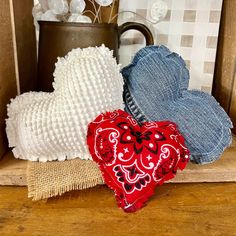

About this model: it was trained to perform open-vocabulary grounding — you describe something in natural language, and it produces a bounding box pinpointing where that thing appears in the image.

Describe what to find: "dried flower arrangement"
[32,0,119,28]
[33,0,169,29]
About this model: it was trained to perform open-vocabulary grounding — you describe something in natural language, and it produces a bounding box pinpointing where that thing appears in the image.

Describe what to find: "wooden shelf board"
[0,151,27,186]
[0,137,236,186]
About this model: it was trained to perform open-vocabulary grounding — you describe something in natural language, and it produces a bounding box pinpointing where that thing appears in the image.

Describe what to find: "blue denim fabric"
[122,45,233,164]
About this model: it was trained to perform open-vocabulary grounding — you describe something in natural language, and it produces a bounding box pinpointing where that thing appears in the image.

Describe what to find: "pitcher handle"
[118,22,154,46]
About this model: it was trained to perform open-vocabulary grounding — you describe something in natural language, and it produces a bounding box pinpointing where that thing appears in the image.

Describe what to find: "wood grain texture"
[0,0,17,159]
[0,136,236,186]
[229,70,236,133]
[0,152,26,186]
[12,0,37,92]
[0,183,236,235]
[213,0,236,133]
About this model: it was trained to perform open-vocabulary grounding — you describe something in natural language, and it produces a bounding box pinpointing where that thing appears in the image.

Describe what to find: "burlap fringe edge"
[26,164,104,201]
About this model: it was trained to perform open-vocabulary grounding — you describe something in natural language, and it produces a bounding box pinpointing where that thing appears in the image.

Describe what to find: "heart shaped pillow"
[87,110,190,212]
[122,45,232,164]
[6,45,124,162]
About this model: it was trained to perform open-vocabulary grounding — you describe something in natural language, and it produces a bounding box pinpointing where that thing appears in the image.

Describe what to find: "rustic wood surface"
[12,0,37,92]
[0,136,235,186]
[0,0,37,159]
[0,152,27,186]
[213,0,236,133]
[0,0,17,159]
[0,183,236,235]
[229,70,236,134]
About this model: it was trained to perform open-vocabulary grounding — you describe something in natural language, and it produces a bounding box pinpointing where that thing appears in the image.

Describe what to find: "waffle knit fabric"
[6,45,124,162]
[122,45,233,164]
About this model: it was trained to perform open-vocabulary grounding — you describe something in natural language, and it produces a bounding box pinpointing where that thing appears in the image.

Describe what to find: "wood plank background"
[0,0,17,158]
[213,0,236,133]
[12,0,37,93]
[229,70,236,133]
[0,0,37,159]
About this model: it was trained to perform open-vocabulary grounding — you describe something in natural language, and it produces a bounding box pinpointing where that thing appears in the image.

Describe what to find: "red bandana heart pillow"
[87,110,190,212]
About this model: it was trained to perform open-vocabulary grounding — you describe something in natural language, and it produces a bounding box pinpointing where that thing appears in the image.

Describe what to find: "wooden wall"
[0,0,37,158]
[12,0,37,93]
[213,0,236,133]
[0,0,18,158]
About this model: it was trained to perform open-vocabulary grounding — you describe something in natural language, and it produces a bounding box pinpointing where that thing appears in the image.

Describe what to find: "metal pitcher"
[37,21,154,91]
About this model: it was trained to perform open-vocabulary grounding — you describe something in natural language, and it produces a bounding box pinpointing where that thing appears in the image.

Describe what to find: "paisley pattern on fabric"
[87,110,190,213]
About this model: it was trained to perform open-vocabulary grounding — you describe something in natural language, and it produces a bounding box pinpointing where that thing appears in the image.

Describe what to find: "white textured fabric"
[6,45,124,162]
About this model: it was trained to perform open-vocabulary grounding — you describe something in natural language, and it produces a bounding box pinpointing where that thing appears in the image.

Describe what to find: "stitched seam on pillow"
[123,84,149,123]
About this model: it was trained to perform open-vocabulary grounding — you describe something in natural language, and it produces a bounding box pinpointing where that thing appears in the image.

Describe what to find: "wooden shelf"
[0,152,27,186]
[0,136,236,186]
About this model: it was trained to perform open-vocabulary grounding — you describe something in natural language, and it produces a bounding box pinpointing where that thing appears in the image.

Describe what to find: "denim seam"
[194,129,232,164]
[183,94,231,157]
[123,85,149,123]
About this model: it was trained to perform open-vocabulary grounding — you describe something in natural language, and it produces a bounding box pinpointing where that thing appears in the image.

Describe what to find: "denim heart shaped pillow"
[122,45,232,164]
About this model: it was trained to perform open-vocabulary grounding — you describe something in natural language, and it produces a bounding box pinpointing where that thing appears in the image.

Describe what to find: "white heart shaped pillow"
[6,45,124,162]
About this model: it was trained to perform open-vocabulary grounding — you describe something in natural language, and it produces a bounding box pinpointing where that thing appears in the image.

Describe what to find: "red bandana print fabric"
[87,110,190,212]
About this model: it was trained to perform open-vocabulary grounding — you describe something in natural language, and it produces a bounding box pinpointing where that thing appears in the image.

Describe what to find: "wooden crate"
[213,0,236,133]
[0,0,37,159]
[0,0,236,186]
[0,0,18,159]
[0,136,236,186]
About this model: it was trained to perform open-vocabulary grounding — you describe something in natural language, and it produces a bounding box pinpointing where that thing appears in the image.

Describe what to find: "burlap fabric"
[27,159,104,201]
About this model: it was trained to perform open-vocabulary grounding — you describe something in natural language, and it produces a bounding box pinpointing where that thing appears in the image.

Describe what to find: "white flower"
[48,0,69,15]
[32,3,43,17]
[32,4,44,29]
[68,14,92,23]
[70,0,86,14]
[95,0,113,7]
[38,0,49,12]
[41,10,60,21]
[149,0,168,22]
